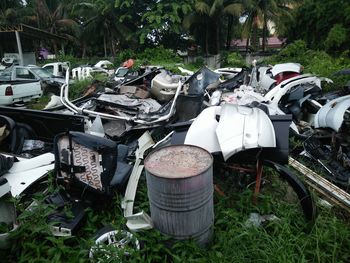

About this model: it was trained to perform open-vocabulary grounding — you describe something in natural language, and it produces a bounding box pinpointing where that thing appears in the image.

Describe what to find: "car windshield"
[30,68,54,78]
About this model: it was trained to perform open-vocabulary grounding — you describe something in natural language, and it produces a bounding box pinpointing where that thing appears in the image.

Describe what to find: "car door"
[13,67,41,100]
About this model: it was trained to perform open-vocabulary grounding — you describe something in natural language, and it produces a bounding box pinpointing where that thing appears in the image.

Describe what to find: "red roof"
[230,37,286,49]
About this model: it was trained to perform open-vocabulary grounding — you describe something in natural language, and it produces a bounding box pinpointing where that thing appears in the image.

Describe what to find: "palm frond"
[55,19,79,28]
[223,3,243,16]
[209,0,223,17]
[35,0,51,19]
[195,1,210,15]
[183,13,206,29]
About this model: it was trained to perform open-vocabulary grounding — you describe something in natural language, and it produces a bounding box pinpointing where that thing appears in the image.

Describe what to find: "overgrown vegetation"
[27,95,51,110]
[221,51,247,68]
[284,0,350,54]
[1,168,350,262]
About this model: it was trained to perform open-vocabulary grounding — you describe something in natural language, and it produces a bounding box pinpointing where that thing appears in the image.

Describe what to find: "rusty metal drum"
[144,144,214,246]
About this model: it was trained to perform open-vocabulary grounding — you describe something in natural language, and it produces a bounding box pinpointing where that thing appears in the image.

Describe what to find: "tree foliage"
[285,0,350,53]
[0,0,33,25]
[1,0,350,57]
[114,0,193,51]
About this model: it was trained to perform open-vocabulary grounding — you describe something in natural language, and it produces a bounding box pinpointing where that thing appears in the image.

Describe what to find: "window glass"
[44,65,54,74]
[15,68,36,79]
[31,68,53,78]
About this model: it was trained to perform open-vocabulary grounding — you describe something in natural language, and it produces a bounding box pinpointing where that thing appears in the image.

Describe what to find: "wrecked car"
[42,61,70,78]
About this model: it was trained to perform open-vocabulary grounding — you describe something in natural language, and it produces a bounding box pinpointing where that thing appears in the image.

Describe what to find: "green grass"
[1,168,350,263]
[26,95,51,110]
[26,73,109,110]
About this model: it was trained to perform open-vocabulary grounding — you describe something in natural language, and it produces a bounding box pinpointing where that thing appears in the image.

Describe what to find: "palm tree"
[184,0,242,54]
[28,0,79,53]
[242,0,298,52]
[224,1,244,50]
[74,0,134,57]
[0,0,33,25]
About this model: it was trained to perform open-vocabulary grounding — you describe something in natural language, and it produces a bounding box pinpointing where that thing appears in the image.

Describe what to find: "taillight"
[5,86,13,96]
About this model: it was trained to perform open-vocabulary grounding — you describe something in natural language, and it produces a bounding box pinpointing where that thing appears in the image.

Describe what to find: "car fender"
[271,63,302,77]
[216,104,276,161]
[314,94,350,131]
[184,106,222,153]
[185,104,276,161]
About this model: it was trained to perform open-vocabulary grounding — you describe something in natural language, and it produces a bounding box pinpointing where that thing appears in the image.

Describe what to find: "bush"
[325,24,347,52]
[69,79,91,99]
[138,47,182,64]
[114,49,136,66]
[224,52,246,67]
[278,40,308,59]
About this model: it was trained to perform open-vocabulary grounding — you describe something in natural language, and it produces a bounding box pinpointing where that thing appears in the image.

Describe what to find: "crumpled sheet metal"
[96,94,162,114]
[119,86,149,99]
[103,119,132,138]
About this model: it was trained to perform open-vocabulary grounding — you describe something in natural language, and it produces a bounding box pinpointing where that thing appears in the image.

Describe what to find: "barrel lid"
[144,144,213,179]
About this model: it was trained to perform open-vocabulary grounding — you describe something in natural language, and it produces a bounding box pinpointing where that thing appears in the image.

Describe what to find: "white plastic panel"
[314,94,350,131]
[271,63,301,76]
[216,104,276,161]
[184,106,221,153]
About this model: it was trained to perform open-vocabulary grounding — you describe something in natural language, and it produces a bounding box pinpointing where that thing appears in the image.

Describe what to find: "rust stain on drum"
[144,145,213,179]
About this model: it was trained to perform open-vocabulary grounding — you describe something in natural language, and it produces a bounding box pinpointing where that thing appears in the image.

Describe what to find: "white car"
[42,62,70,77]
[0,66,42,105]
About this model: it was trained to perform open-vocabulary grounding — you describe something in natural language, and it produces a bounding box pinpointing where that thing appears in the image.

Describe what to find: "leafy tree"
[325,24,347,53]
[285,0,350,53]
[30,0,77,34]
[114,0,193,50]
[74,0,136,57]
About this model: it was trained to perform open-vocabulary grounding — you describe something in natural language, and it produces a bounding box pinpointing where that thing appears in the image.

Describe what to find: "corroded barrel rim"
[144,144,213,179]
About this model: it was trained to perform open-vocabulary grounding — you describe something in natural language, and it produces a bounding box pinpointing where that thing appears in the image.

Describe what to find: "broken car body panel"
[216,104,276,161]
[185,104,276,161]
[314,94,350,131]
[184,106,221,153]
[2,153,54,197]
[151,70,187,102]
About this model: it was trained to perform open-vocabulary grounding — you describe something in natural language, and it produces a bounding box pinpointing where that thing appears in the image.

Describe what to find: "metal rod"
[63,69,182,125]
[289,157,350,212]
[60,84,78,114]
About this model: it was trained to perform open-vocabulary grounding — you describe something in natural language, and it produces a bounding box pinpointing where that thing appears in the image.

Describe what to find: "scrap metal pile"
[0,61,349,256]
